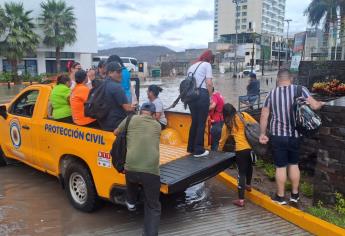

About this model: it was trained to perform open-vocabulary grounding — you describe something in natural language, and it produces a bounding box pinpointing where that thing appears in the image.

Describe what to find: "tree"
[39,0,77,73]
[305,0,343,57]
[0,2,39,84]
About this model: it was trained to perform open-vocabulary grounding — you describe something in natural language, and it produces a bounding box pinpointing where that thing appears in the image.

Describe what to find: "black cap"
[140,102,156,113]
[106,62,122,74]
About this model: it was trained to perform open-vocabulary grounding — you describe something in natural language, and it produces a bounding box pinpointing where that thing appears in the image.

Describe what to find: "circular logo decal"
[10,119,21,149]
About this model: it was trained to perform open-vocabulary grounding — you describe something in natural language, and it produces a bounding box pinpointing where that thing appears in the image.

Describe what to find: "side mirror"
[0,105,8,120]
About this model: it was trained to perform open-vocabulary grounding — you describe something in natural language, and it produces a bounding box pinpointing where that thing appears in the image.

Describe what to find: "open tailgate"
[160,151,235,194]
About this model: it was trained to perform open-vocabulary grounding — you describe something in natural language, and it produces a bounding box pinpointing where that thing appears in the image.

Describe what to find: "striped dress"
[263,85,310,137]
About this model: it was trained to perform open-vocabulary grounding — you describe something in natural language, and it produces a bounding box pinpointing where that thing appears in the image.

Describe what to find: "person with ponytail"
[186,50,214,158]
[147,85,167,129]
[222,103,257,207]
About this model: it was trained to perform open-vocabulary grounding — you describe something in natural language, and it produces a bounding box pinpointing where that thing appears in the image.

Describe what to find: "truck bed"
[159,144,235,194]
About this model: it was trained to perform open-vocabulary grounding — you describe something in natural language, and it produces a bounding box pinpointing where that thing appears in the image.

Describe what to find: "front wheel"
[64,161,98,212]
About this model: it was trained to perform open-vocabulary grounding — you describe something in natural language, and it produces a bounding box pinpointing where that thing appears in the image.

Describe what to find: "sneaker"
[125,201,136,212]
[232,199,245,207]
[245,185,252,192]
[271,194,287,205]
[290,192,300,203]
[193,150,209,158]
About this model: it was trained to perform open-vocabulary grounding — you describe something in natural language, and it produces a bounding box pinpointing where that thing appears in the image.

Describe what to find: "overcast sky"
[96,0,312,51]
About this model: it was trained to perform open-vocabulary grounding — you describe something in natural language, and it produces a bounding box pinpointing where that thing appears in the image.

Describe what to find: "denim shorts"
[271,136,301,168]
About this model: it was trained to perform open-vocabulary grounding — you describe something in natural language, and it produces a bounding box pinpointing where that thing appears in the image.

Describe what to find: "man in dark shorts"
[259,69,324,205]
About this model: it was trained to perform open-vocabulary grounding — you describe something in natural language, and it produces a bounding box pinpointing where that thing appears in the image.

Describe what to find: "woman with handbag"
[222,103,258,207]
[186,50,214,158]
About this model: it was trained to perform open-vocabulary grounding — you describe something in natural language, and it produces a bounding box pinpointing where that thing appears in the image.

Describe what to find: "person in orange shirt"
[70,70,99,128]
[222,103,257,207]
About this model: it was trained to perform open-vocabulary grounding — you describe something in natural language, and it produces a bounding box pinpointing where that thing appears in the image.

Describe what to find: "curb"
[217,172,345,236]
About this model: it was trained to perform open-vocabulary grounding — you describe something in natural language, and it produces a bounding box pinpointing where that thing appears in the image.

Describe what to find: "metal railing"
[238,91,269,112]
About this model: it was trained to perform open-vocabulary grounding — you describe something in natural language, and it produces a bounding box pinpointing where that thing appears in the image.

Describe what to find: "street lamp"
[284,19,292,63]
[232,0,244,78]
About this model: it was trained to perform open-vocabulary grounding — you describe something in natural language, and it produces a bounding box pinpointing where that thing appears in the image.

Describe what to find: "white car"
[120,57,138,72]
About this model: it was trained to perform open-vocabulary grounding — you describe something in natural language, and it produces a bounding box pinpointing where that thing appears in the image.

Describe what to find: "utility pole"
[232,0,243,78]
[284,19,292,63]
[251,31,255,73]
[278,38,281,71]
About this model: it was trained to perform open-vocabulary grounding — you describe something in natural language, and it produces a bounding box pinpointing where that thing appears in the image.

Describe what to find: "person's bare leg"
[288,165,300,194]
[276,167,287,196]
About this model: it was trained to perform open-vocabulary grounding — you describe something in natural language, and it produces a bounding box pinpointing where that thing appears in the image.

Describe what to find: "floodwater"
[0,72,278,111]
[0,163,310,236]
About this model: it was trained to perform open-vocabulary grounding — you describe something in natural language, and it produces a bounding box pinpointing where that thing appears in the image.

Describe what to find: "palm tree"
[304,0,341,55]
[0,6,7,36]
[39,0,77,73]
[0,2,39,84]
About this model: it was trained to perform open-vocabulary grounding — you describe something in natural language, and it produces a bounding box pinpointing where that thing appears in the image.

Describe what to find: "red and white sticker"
[97,151,111,168]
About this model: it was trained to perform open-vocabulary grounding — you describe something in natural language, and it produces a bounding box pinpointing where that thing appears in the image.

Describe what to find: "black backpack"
[237,112,268,156]
[110,115,133,173]
[84,80,109,120]
[179,62,206,107]
[293,86,322,136]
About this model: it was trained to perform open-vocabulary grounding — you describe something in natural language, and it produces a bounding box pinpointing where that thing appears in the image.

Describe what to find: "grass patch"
[254,159,275,181]
[300,181,313,198]
[308,193,345,228]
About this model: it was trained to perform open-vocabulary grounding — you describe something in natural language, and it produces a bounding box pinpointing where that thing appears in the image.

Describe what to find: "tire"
[64,161,98,212]
[0,148,7,167]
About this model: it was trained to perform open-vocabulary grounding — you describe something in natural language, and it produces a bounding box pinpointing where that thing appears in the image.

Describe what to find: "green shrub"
[335,192,345,215]
[308,201,345,228]
[255,159,265,168]
[301,181,313,198]
[263,163,276,181]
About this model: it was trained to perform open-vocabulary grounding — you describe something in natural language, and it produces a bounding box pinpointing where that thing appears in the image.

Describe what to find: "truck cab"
[0,84,234,212]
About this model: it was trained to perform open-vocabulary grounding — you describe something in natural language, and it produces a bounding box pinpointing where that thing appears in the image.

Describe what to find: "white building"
[0,0,97,75]
[214,0,286,41]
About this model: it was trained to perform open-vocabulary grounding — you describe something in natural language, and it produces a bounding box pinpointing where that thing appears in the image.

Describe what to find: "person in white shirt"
[147,85,167,129]
[186,50,214,158]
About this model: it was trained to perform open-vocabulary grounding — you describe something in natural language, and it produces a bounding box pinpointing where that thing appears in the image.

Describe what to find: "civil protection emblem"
[10,119,21,149]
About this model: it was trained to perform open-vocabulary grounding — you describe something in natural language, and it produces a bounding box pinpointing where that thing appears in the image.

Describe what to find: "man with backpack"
[114,102,161,236]
[97,62,135,131]
[259,69,324,205]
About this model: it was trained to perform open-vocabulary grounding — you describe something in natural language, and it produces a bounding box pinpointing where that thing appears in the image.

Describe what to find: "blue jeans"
[211,121,224,151]
[187,89,210,155]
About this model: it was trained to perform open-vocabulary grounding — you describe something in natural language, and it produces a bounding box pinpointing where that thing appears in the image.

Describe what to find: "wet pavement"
[0,163,310,236]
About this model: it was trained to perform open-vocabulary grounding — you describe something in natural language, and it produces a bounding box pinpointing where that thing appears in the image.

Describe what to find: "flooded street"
[0,163,309,236]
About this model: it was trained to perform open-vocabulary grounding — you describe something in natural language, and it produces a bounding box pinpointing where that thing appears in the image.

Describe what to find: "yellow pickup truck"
[0,84,234,212]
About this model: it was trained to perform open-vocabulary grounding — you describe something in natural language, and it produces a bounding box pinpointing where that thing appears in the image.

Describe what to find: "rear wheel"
[64,161,98,212]
[0,148,7,167]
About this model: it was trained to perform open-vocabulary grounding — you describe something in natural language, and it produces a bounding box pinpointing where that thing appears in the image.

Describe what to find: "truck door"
[4,89,39,165]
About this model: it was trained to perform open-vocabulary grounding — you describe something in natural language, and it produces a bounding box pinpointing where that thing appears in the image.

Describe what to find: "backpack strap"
[124,114,134,135]
[237,112,248,127]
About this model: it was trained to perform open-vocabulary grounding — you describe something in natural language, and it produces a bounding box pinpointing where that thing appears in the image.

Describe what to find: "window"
[242,5,247,10]
[242,12,247,16]
[242,25,246,29]
[10,90,39,118]
[242,18,247,23]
